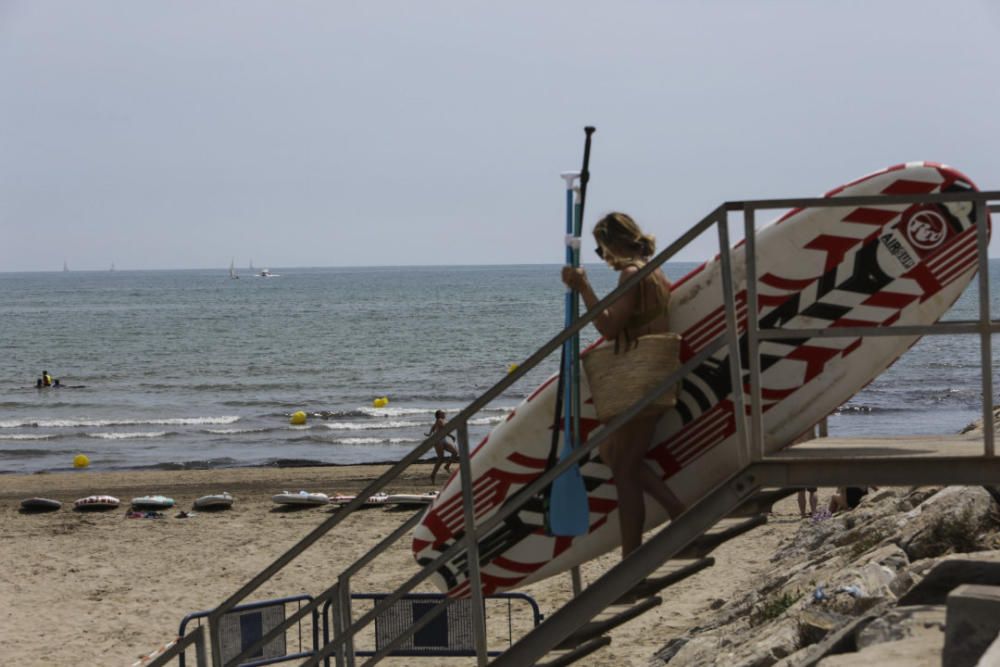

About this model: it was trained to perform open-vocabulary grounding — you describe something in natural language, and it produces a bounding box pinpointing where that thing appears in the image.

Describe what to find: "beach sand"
[1,464,804,666]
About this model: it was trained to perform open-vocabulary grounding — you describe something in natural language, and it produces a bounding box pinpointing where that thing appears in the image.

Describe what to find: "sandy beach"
[0,463,807,666]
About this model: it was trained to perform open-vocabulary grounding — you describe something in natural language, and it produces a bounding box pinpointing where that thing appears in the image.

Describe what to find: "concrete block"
[943,584,1000,667]
[977,630,1000,667]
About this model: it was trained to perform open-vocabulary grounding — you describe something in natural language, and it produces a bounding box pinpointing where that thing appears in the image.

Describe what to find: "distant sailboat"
[63,260,69,272]
[229,258,239,279]
[249,259,254,272]
[109,262,115,272]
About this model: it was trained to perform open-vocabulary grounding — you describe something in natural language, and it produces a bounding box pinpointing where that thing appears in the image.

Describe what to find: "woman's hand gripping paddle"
[547,126,595,537]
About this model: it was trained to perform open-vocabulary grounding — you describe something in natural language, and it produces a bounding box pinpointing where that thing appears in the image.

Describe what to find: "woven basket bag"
[583,332,682,423]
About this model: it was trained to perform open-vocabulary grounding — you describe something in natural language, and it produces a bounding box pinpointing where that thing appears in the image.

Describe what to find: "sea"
[2,262,999,475]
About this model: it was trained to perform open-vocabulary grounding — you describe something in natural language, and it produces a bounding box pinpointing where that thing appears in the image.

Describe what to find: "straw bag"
[583,332,682,422]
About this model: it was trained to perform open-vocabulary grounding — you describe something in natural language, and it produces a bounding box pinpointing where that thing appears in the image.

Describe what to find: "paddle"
[546,126,595,537]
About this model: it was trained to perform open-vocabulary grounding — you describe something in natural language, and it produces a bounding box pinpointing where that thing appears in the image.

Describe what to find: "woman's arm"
[562,266,639,340]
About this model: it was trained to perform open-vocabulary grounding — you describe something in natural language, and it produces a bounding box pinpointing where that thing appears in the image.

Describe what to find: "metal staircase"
[153,188,1000,667]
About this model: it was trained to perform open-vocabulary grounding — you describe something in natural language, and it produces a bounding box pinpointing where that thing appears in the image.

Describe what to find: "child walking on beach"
[428,410,460,484]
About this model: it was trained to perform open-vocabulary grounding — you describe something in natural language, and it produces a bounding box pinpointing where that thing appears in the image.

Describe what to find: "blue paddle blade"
[547,439,590,536]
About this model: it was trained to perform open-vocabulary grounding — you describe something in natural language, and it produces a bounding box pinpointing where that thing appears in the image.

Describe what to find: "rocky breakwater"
[651,416,1000,667]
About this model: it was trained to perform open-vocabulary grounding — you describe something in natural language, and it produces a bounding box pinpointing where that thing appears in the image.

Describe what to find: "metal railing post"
[207,617,221,666]
[975,198,995,456]
[457,421,489,665]
[716,211,751,466]
[336,577,354,667]
[194,625,207,667]
[570,566,583,597]
[743,206,763,461]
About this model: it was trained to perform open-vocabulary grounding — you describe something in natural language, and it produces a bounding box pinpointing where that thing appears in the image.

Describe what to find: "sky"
[3,1,1000,272]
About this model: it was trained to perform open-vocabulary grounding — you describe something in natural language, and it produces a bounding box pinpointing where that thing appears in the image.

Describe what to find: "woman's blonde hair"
[593,212,656,268]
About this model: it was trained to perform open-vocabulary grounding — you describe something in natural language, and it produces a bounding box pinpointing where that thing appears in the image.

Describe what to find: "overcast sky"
[3,1,1000,272]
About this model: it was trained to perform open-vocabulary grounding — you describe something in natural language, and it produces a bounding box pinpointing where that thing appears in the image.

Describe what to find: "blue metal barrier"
[321,592,542,662]
[178,595,318,667]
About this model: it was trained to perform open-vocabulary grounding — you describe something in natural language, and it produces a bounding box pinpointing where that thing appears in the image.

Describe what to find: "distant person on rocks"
[829,486,868,513]
[428,410,459,485]
[790,429,819,518]
[798,488,819,518]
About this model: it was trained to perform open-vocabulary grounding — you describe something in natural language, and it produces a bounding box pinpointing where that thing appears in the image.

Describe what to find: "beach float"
[372,396,389,408]
[131,495,175,510]
[289,411,307,425]
[193,493,234,510]
[331,492,390,507]
[20,497,62,512]
[414,162,988,595]
[73,495,120,511]
[73,454,89,468]
[385,492,438,507]
[272,490,329,506]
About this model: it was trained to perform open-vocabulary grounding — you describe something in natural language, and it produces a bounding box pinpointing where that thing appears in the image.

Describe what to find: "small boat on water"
[229,258,239,279]
[258,268,279,278]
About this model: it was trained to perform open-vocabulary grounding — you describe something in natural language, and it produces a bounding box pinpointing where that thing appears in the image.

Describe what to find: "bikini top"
[621,260,671,342]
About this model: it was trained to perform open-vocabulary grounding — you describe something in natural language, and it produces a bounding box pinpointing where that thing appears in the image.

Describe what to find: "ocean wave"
[0,416,240,429]
[204,427,272,435]
[145,457,240,471]
[322,420,421,431]
[86,431,172,440]
[309,405,515,420]
[0,433,59,441]
[468,415,506,426]
[330,437,420,445]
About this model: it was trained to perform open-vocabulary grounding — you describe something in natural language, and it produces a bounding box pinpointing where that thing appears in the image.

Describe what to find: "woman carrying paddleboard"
[561,212,686,558]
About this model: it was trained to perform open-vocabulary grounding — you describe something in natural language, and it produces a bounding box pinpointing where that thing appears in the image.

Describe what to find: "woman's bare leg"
[601,416,684,558]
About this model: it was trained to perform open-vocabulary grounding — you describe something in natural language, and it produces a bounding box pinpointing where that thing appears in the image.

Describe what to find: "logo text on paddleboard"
[904,209,947,251]
[880,232,916,270]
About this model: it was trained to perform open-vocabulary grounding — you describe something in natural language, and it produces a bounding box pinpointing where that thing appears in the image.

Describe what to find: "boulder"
[942,584,1000,667]
[855,604,946,648]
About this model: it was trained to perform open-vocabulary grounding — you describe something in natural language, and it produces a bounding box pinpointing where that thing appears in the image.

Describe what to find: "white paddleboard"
[193,493,234,510]
[131,495,175,510]
[386,492,439,506]
[20,497,62,512]
[74,495,120,511]
[272,490,329,506]
[414,162,986,596]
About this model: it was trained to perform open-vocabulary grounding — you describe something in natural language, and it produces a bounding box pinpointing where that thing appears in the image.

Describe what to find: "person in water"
[41,370,52,387]
[561,212,685,559]
[428,409,460,485]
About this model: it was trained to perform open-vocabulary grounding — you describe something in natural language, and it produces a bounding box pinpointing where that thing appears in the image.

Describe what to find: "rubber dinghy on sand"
[272,491,329,506]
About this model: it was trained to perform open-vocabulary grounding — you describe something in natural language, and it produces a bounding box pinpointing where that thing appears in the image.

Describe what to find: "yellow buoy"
[373,396,389,408]
[290,411,307,426]
[73,454,90,468]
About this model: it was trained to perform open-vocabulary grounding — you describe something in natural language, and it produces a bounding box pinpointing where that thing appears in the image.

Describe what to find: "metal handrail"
[207,188,1000,667]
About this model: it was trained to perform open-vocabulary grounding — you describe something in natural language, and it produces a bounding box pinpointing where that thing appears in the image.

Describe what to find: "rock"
[816,634,943,667]
[978,631,1000,667]
[943,584,1000,667]
[898,555,1000,605]
[654,635,720,666]
[798,608,851,647]
[899,487,995,561]
[855,604,946,648]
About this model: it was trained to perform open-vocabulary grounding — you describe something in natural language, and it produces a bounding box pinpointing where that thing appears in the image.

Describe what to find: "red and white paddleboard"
[413,163,986,596]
